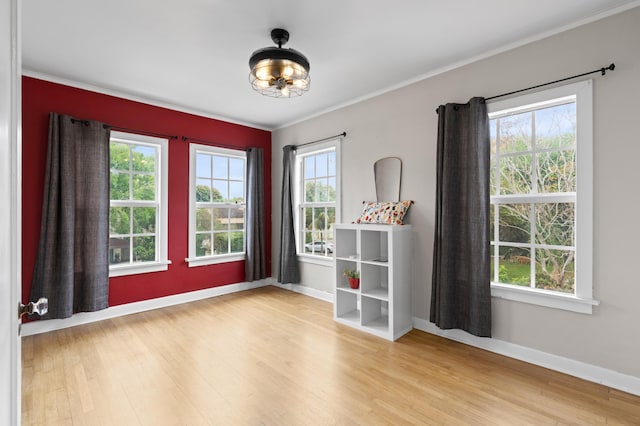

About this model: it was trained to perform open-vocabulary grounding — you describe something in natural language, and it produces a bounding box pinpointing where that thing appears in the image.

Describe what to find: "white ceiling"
[22,0,638,130]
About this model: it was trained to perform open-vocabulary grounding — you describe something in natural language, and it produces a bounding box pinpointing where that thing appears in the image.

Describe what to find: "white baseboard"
[272,282,334,303]
[412,317,640,397]
[20,279,271,337]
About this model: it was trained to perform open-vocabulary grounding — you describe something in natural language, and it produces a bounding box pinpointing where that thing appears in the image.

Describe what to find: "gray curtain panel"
[430,97,492,337]
[245,147,267,281]
[278,145,300,283]
[30,113,111,319]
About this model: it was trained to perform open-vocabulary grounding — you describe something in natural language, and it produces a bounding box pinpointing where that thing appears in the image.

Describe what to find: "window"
[295,140,340,262]
[488,80,597,313]
[109,131,169,277]
[187,144,246,267]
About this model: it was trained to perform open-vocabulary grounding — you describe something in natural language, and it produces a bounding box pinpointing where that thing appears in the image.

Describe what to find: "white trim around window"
[487,80,598,314]
[294,138,341,266]
[186,143,247,267]
[109,131,170,277]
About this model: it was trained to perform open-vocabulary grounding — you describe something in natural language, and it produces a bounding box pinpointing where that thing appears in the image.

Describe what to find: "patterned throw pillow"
[354,200,413,225]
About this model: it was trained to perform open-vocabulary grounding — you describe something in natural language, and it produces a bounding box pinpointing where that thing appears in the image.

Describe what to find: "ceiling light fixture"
[249,28,310,98]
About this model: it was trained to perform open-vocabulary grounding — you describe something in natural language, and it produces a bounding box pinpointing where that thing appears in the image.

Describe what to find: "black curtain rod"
[181,136,246,151]
[69,118,178,140]
[293,132,346,149]
[108,125,178,140]
[485,63,615,101]
[435,63,615,113]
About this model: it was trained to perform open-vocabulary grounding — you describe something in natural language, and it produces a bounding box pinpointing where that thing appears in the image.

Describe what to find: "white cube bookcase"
[333,223,412,341]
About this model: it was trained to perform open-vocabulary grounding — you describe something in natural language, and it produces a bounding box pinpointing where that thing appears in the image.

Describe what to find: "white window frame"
[186,143,247,267]
[488,80,598,314]
[294,138,341,266]
[109,131,170,277]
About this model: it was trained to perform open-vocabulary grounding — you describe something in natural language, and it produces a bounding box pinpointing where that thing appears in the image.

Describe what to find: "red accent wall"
[22,76,271,306]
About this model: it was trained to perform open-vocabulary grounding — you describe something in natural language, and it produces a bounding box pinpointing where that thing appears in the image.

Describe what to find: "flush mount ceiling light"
[249,28,310,98]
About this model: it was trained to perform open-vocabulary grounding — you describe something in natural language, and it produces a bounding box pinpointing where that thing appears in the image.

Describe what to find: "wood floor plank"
[22,286,640,425]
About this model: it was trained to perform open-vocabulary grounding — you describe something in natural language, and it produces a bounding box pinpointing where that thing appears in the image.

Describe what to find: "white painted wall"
[272,7,640,379]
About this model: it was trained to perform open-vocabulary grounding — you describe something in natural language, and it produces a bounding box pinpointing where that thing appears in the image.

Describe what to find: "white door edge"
[1,0,22,424]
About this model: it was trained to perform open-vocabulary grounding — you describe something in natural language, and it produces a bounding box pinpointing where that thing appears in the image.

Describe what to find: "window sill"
[185,253,245,268]
[491,283,599,314]
[298,253,334,267]
[109,260,171,277]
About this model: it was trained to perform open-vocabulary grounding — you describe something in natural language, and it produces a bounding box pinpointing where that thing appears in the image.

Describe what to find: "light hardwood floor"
[22,286,640,425]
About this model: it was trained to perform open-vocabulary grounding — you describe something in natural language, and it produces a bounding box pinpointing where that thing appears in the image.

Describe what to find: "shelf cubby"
[361,262,388,301]
[335,228,358,260]
[361,229,389,262]
[335,289,359,326]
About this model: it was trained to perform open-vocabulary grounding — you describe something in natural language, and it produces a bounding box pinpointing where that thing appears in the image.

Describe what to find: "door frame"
[0,0,21,423]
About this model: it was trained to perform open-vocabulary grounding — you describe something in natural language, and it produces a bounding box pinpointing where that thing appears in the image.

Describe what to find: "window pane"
[110,172,130,200]
[316,178,329,202]
[489,119,497,155]
[321,218,333,255]
[490,157,497,196]
[537,149,576,193]
[304,180,316,202]
[498,204,530,243]
[212,156,228,179]
[500,154,532,195]
[196,208,212,232]
[304,156,315,179]
[109,237,130,264]
[229,181,244,202]
[132,173,155,201]
[133,207,156,234]
[229,207,245,230]
[314,207,327,232]
[328,151,336,176]
[196,154,211,178]
[196,179,211,202]
[132,145,156,173]
[213,232,229,255]
[304,232,312,245]
[133,236,155,262]
[315,153,328,177]
[304,232,313,251]
[535,203,575,247]
[489,204,495,242]
[490,243,497,281]
[110,206,130,235]
[304,207,313,231]
[327,177,336,202]
[535,249,575,293]
[110,143,130,171]
[499,246,531,287]
[535,102,576,150]
[229,158,244,180]
[325,207,336,233]
[230,231,244,253]
[499,111,532,154]
[196,233,212,257]
[213,179,228,201]
[213,207,229,230]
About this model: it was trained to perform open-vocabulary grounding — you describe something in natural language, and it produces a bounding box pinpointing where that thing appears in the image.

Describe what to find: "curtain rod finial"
[602,63,615,75]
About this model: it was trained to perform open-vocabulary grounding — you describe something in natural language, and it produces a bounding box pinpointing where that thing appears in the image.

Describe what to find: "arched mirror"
[374,157,402,202]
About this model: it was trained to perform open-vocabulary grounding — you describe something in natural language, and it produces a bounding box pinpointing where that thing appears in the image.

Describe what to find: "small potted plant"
[343,268,360,289]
